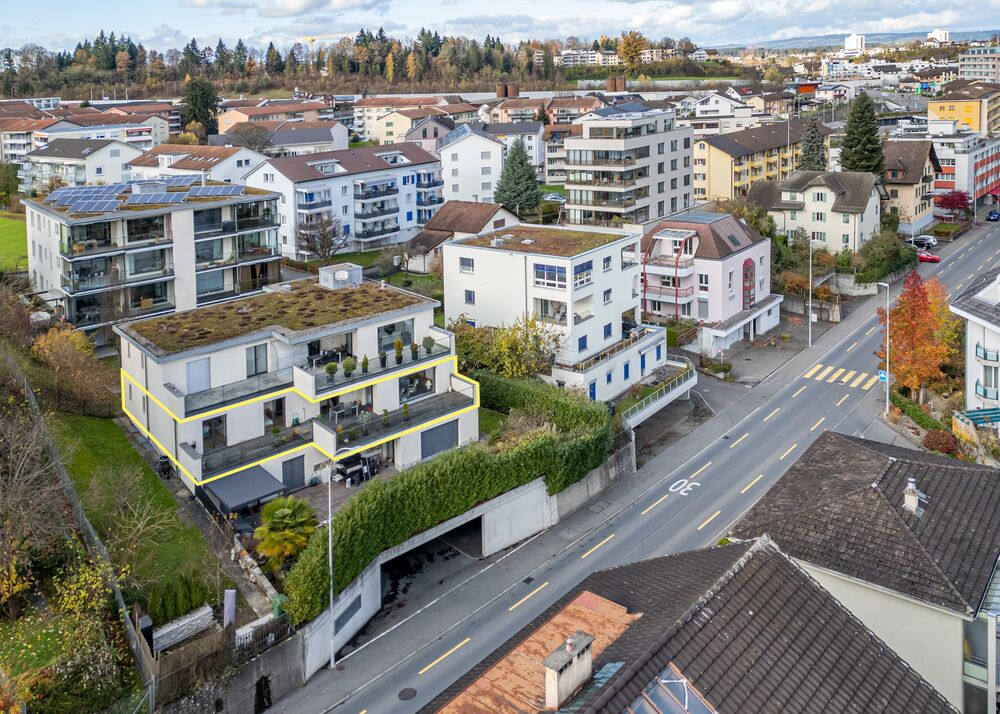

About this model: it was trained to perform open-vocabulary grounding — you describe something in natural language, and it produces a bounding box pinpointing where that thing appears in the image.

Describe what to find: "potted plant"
[272,425,281,443]
[361,355,369,373]
[394,337,404,365]
[359,411,371,435]
[410,342,419,359]
[348,427,359,441]
[422,335,435,355]
[342,357,357,378]
[335,423,345,442]
[382,409,390,427]
[325,361,338,383]
[402,402,410,421]
[379,350,387,368]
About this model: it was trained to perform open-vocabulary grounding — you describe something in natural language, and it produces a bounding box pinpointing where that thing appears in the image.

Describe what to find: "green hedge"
[890,389,947,431]
[283,373,612,624]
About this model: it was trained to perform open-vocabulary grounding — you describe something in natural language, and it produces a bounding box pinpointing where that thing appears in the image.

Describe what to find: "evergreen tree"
[493,138,541,212]
[181,76,219,136]
[213,39,230,74]
[795,117,826,171]
[533,107,550,125]
[839,92,884,175]
[264,42,284,75]
[232,39,248,75]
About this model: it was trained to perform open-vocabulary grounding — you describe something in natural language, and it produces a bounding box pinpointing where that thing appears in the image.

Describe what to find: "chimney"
[543,631,594,710]
[903,477,923,515]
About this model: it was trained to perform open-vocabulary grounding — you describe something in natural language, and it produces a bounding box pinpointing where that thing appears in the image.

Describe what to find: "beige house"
[352,95,465,140]
[404,200,518,273]
[217,102,335,134]
[371,104,479,145]
[883,139,941,234]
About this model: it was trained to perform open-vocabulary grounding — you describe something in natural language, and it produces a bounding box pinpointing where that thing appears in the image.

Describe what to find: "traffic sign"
[878,370,888,382]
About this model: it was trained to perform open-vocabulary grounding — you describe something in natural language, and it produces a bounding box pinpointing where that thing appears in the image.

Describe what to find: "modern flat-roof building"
[960,46,1000,82]
[25,178,281,344]
[33,115,170,152]
[18,138,142,193]
[543,123,582,185]
[115,265,478,508]
[440,124,506,204]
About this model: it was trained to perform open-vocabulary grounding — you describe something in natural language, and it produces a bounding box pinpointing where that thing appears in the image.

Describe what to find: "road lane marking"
[419,637,471,675]
[969,273,975,280]
[979,264,986,271]
[815,365,834,381]
[690,462,713,480]
[697,510,721,531]
[955,283,964,291]
[837,394,850,406]
[803,363,823,379]
[864,325,877,336]
[729,432,749,448]
[850,373,868,388]
[840,370,856,384]
[793,385,807,397]
[640,493,670,516]
[828,367,845,383]
[763,407,780,422]
[862,375,880,390]
[811,416,825,431]
[580,533,615,559]
[508,581,549,611]
[779,443,797,460]
[741,474,764,494]
[846,341,858,352]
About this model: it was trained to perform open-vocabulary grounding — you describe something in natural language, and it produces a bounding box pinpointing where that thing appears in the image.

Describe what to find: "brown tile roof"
[936,80,1000,101]
[547,97,602,109]
[264,142,437,183]
[396,104,478,120]
[701,118,832,158]
[128,143,247,169]
[498,97,549,110]
[407,228,454,255]
[0,117,62,132]
[355,95,452,108]
[106,102,175,114]
[543,123,582,140]
[747,171,882,214]
[0,103,44,118]
[733,432,1000,615]
[227,120,339,132]
[883,140,941,184]
[423,200,509,235]
[66,112,159,126]
[644,212,766,260]
[227,102,329,118]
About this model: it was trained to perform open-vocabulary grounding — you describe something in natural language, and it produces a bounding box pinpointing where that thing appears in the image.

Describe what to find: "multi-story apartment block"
[545,96,603,124]
[927,80,1000,133]
[556,49,621,67]
[563,106,693,226]
[19,139,142,193]
[542,123,582,185]
[882,140,940,234]
[370,104,479,145]
[484,121,545,173]
[693,119,832,202]
[959,46,1000,81]
[843,33,866,56]
[217,101,338,134]
[25,178,281,344]
[641,212,780,354]
[102,101,183,133]
[115,264,479,506]
[352,95,465,140]
[244,143,442,258]
[679,105,773,138]
[440,125,506,204]
[492,97,549,124]
[402,116,456,157]
[746,171,884,252]
[951,268,1000,410]
[127,144,267,184]
[209,120,350,157]
[443,224,673,401]
[33,115,170,152]
[0,117,66,169]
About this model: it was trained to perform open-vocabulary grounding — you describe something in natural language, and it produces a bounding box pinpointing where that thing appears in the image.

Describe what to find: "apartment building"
[19,139,142,193]
[352,95,465,140]
[556,49,621,67]
[0,117,69,168]
[244,143,442,258]
[734,431,1000,712]
[746,171,884,252]
[882,140,940,234]
[217,101,337,134]
[563,105,693,226]
[209,120,349,157]
[927,80,1000,133]
[951,268,1000,410]
[492,97,549,124]
[115,264,479,506]
[439,125,506,204]
[641,212,780,354]
[678,105,772,138]
[443,225,672,401]
[127,144,267,183]
[24,178,281,344]
[102,101,182,133]
[402,116,457,157]
[693,119,833,202]
[959,46,1000,81]
[33,115,171,152]
[542,123,582,185]
[484,122,545,173]
[545,96,603,124]
[370,104,479,145]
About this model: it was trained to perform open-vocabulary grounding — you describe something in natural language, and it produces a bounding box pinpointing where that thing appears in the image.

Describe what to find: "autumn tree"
[763,66,783,84]
[385,52,395,83]
[450,314,563,378]
[937,190,971,221]
[31,323,99,408]
[228,122,273,153]
[296,216,350,261]
[405,51,419,81]
[617,31,648,74]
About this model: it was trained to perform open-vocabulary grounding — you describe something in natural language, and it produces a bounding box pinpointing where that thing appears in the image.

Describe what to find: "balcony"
[564,176,640,189]
[646,255,695,270]
[566,196,638,209]
[565,156,637,168]
[299,198,332,212]
[416,178,444,189]
[559,325,664,373]
[537,312,568,326]
[643,284,696,302]
[357,224,400,241]
[128,297,176,319]
[417,195,444,207]
[196,253,238,272]
[236,215,278,231]
[355,204,399,220]
[184,367,294,417]
[196,277,275,305]
[354,186,399,201]
[203,421,314,478]
[976,381,999,401]
[977,343,1000,362]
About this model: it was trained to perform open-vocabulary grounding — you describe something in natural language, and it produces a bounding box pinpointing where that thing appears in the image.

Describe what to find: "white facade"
[18,140,142,193]
[440,128,506,204]
[951,274,1000,411]
[128,146,267,184]
[844,33,866,56]
[486,124,545,173]
[33,117,170,152]
[768,182,882,253]
[928,29,951,44]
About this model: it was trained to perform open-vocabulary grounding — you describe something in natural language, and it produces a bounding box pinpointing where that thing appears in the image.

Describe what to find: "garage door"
[421,419,458,460]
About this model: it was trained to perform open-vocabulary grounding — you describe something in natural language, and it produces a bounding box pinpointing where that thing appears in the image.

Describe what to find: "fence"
[619,358,696,426]
[2,353,156,711]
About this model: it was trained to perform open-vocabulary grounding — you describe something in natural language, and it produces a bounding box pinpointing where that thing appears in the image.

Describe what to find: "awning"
[204,465,286,513]
[990,188,1000,197]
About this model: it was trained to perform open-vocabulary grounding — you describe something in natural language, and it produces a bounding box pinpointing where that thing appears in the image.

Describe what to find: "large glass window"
[573,260,593,287]
[246,344,268,377]
[196,271,225,296]
[399,368,434,402]
[193,207,223,234]
[377,319,414,354]
[202,415,227,451]
[534,263,567,289]
[128,250,167,277]
[126,215,165,243]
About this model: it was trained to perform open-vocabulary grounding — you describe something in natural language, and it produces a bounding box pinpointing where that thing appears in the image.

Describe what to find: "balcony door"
[202,415,227,452]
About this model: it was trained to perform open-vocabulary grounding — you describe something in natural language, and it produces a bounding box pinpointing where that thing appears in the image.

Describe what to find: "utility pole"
[879,282,890,416]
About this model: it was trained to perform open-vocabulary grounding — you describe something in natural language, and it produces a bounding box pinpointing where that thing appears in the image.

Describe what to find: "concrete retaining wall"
[780,294,842,323]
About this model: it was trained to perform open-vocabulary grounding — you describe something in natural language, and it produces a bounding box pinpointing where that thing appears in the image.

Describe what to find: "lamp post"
[328,446,353,669]
[878,281,890,416]
[808,236,814,347]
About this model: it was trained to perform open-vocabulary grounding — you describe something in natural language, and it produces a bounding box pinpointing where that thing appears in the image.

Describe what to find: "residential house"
[950,267,1000,410]
[103,101,182,133]
[0,118,67,172]
[543,123,582,185]
[25,179,281,345]
[815,83,855,103]
[960,46,1000,81]
[33,114,171,152]
[928,81,1000,133]
[352,95,465,140]
[484,121,545,174]
[734,431,1000,711]
[244,143,442,258]
[679,105,773,138]
[217,101,337,134]
[115,265,478,507]
[405,201,517,273]
[492,97,549,124]
[443,224,679,401]
[127,144,267,184]
[370,104,479,145]
[403,116,457,157]
[19,139,142,193]
[688,48,710,62]
[422,537,954,713]
[746,170,884,252]
[208,120,349,156]
[545,96,604,124]
[692,92,748,118]
[440,124,506,204]
[882,140,940,234]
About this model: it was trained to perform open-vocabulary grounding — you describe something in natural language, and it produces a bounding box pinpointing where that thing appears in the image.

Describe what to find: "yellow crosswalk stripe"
[803,363,823,379]
[828,367,845,383]
[850,373,868,388]
[815,365,834,381]
[862,375,880,391]
[840,370,856,384]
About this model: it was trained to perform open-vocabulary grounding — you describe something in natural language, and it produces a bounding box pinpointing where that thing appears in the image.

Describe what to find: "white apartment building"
[33,116,170,152]
[25,178,281,345]
[960,47,1000,81]
[0,118,71,171]
[564,106,693,226]
[746,171,885,253]
[440,125,506,204]
[352,95,463,140]
[115,264,479,507]
[209,121,350,157]
[484,122,545,174]
[951,269,1000,411]
[128,144,267,184]
[244,143,443,259]
[19,139,142,193]
[557,49,621,67]
[843,33,866,57]
[543,124,582,185]
[443,224,671,401]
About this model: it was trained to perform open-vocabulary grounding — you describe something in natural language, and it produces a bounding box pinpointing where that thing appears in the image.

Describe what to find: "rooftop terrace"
[461,224,630,257]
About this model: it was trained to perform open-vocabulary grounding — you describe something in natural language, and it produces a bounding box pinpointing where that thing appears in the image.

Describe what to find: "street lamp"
[878,282,890,416]
[808,236,814,347]
[328,446,354,669]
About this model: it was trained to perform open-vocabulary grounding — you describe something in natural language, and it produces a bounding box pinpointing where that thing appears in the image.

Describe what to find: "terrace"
[461,225,628,258]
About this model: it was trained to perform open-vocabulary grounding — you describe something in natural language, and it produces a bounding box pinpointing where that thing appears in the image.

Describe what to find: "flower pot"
[395,352,403,365]
[410,348,419,359]
[344,370,353,378]
[379,355,387,368]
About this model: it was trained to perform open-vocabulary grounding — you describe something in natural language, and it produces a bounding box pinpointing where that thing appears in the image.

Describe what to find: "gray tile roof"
[733,432,1000,616]
[950,266,1000,328]
[26,138,119,159]
[483,121,543,135]
[701,118,832,158]
[746,171,881,214]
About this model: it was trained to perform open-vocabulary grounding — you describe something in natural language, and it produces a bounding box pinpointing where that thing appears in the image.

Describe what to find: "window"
[811,231,827,241]
[670,159,678,171]
[789,210,797,220]
[684,137,690,149]
[464,289,475,305]
[657,181,665,193]
[606,371,613,384]
[842,233,850,244]
[578,335,588,352]
[812,191,826,201]
[481,182,491,190]
[534,263,567,288]
[452,184,459,193]
[670,139,678,151]
[481,166,491,175]
[698,273,709,292]
[95,166,104,175]
[842,213,850,223]
[812,212,825,222]
[451,168,459,177]
[670,196,677,212]
[603,288,612,303]
[670,178,677,190]
[481,151,491,160]
[658,162,664,174]
[459,256,475,273]
[450,153,459,161]
[202,415,227,451]
[728,270,734,291]
[657,142,665,154]
[573,260,593,287]
[399,368,435,403]
[623,362,630,380]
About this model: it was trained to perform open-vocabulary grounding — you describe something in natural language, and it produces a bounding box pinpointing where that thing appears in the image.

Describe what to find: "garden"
[0,214,27,272]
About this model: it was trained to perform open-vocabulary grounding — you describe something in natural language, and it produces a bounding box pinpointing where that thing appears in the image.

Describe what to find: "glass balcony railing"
[195,253,238,271]
[976,343,999,362]
[357,224,400,240]
[184,367,294,416]
[976,381,999,400]
[354,186,399,201]
[128,297,175,318]
[203,421,314,477]
[304,335,452,396]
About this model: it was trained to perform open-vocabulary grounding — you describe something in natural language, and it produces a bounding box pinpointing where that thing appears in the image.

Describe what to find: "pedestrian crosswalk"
[802,363,880,390]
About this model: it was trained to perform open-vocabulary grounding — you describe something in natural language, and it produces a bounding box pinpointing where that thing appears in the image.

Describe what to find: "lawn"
[0,215,27,271]
[349,140,378,148]
[930,221,963,234]
[302,249,381,270]
[614,386,658,415]
[388,270,443,300]
[539,184,566,196]
[478,408,508,442]
[0,611,75,673]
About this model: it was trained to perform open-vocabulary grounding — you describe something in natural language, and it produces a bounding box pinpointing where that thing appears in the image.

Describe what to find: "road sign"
[878,370,888,382]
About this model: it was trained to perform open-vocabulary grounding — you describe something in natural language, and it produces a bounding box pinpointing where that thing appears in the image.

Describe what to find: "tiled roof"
[701,118,832,158]
[543,123,582,140]
[950,265,1000,328]
[225,102,329,117]
[883,140,940,184]
[936,81,1000,100]
[263,142,437,183]
[128,144,248,169]
[0,117,63,132]
[407,228,454,255]
[355,95,452,108]
[497,97,549,109]
[423,200,508,235]
[64,112,158,126]
[483,121,543,135]
[26,138,120,159]
[733,432,1000,615]
[643,212,766,260]
[746,171,881,214]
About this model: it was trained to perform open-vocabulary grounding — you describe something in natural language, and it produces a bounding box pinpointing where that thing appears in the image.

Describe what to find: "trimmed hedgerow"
[890,389,947,432]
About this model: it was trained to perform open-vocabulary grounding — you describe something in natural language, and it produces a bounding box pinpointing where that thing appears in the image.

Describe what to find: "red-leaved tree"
[936,190,971,221]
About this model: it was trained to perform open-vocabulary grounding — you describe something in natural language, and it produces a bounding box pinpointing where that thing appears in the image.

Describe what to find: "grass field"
[539,184,566,196]
[478,408,508,442]
[0,215,27,271]
[388,270,443,299]
[349,140,378,148]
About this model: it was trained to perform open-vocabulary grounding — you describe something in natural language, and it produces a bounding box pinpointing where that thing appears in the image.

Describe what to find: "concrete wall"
[780,293,842,323]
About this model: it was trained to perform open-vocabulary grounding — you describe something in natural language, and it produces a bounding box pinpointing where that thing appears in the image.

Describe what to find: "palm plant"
[253,496,317,574]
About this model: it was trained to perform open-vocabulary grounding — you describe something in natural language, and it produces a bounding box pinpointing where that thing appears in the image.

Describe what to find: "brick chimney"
[543,631,594,710]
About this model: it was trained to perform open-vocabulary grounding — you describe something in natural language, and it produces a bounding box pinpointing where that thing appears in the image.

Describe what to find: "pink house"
[641,212,782,355]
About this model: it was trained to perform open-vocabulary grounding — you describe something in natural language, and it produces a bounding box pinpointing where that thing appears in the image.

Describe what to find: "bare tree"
[228,122,274,154]
[296,216,350,261]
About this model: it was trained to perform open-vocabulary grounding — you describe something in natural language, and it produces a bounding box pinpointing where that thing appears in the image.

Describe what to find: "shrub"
[923,429,958,455]
[889,389,947,431]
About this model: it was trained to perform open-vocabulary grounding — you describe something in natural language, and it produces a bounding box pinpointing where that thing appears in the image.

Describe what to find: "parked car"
[916,249,940,263]
[543,193,566,203]
[906,234,938,249]
[988,210,1000,222]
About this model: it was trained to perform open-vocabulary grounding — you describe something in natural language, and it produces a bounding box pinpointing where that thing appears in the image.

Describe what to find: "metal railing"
[354,186,399,200]
[416,178,444,188]
[620,358,696,423]
[561,326,663,372]
[307,337,452,395]
[646,256,695,269]
[976,381,999,401]
[355,204,399,220]
[976,343,999,362]
[643,284,695,298]
[203,421,314,476]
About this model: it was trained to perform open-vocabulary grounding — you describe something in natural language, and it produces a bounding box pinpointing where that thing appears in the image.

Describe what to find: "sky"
[4,0,997,52]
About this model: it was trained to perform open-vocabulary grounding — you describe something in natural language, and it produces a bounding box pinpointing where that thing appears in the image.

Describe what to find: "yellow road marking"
[640,493,669,516]
[690,462,713,480]
[741,474,764,494]
[850,372,868,388]
[779,443,797,460]
[419,637,471,675]
[995,248,1000,256]
[864,325,877,336]
[815,365,834,381]
[697,510,722,531]
[581,533,615,559]
[837,394,850,406]
[827,367,845,383]
[840,370,856,384]
[793,385,807,398]
[846,341,858,352]
[802,363,823,379]
[763,407,780,422]
[360,710,368,714]
[811,416,825,431]
[729,432,749,448]
[862,375,880,390]
[508,582,549,611]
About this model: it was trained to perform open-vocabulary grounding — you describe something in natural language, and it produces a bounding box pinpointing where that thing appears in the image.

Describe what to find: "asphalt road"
[276,220,1000,714]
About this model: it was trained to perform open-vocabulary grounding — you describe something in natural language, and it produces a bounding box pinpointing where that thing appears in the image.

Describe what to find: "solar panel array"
[124,192,186,205]
[44,175,262,215]
[187,184,244,198]
[161,175,201,187]
[67,199,122,213]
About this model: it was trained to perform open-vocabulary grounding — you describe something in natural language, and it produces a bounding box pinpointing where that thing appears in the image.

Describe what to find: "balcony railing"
[196,253,238,271]
[566,196,639,209]
[357,225,400,240]
[565,156,637,168]
[61,265,175,293]
[299,199,332,211]
[559,325,664,373]
[238,243,280,262]
[185,367,295,416]
[128,297,176,319]
[236,215,278,231]
[305,336,452,396]
[355,205,399,220]
[417,195,444,207]
[976,381,999,400]
[646,256,695,269]
[564,176,640,188]
[203,421,314,477]
[62,239,122,259]
[976,343,999,362]
[416,178,444,188]
[354,186,399,200]
[643,284,696,298]
[537,312,568,326]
